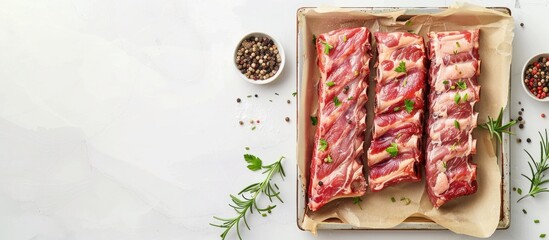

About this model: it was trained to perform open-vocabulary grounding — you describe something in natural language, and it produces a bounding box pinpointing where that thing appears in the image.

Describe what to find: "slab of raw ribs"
[308,27,371,211]
[366,32,427,191]
[426,30,480,208]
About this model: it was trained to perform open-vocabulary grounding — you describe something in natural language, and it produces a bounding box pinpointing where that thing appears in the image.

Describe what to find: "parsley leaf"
[443,80,449,85]
[319,139,328,151]
[251,126,256,131]
[244,154,262,171]
[443,161,447,170]
[352,197,363,209]
[394,61,407,73]
[326,81,335,87]
[450,142,458,151]
[386,143,398,157]
[535,219,540,224]
[453,49,458,55]
[404,99,415,113]
[333,96,342,107]
[400,197,411,205]
[402,78,408,87]
[347,96,353,100]
[454,93,461,104]
[310,116,318,126]
[394,106,401,112]
[463,93,469,102]
[391,197,396,202]
[456,41,461,48]
[324,155,333,163]
[456,80,467,90]
[454,120,460,130]
[322,41,333,54]
[245,147,250,150]
[292,92,297,97]
[405,20,413,26]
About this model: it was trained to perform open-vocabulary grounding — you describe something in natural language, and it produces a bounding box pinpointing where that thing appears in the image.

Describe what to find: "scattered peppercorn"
[527,138,532,143]
[235,36,282,81]
[255,94,258,98]
[237,98,241,103]
[519,101,522,105]
[256,120,260,123]
[520,23,524,27]
[518,116,523,121]
[285,117,290,122]
[318,181,323,186]
[524,57,549,99]
[523,209,527,214]
[519,124,524,129]
[275,93,279,95]
[250,120,254,124]
[517,138,522,143]
[519,111,522,115]
[521,108,524,111]
[239,121,244,125]
[513,187,517,191]
[287,100,291,104]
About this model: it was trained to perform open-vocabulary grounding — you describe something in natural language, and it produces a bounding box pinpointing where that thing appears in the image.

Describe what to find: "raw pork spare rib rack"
[425,30,480,208]
[367,32,427,191]
[308,27,371,211]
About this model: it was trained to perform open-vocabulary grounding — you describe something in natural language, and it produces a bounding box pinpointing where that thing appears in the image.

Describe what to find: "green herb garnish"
[541,234,546,238]
[456,80,467,90]
[324,155,333,163]
[310,116,318,126]
[391,197,396,203]
[443,161,447,170]
[352,197,363,210]
[251,126,256,131]
[210,155,285,240]
[326,81,335,87]
[405,20,413,26]
[456,41,461,48]
[394,107,401,112]
[402,78,408,87]
[333,96,342,107]
[518,129,549,202]
[454,120,460,130]
[395,61,407,73]
[319,139,328,151]
[479,107,517,144]
[400,197,411,205]
[292,92,297,97]
[347,96,354,100]
[517,188,523,195]
[454,93,461,104]
[463,93,469,102]
[535,219,540,223]
[245,147,250,151]
[244,154,262,171]
[322,41,333,54]
[453,49,458,55]
[343,35,347,42]
[386,143,398,157]
[404,99,415,113]
[443,80,449,85]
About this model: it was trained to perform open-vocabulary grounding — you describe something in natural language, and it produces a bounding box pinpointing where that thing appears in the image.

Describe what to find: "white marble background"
[1,0,549,239]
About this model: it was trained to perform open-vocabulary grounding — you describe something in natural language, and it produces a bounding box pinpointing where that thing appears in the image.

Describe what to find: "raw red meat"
[367,32,427,191]
[426,30,480,208]
[308,27,371,211]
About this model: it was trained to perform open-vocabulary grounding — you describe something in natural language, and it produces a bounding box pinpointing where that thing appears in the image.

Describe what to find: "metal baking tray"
[296,7,512,231]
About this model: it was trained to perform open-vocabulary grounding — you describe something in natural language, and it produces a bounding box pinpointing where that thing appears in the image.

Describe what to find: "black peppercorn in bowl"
[234,32,285,84]
[522,53,549,102]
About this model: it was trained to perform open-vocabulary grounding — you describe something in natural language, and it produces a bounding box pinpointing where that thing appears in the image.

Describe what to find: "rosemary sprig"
[479,107,516,143]
[518,130,549,202]
[210,155,285,240]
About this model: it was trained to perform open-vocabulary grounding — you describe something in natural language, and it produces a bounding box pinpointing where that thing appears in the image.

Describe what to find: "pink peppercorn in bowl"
[522,53,549,102]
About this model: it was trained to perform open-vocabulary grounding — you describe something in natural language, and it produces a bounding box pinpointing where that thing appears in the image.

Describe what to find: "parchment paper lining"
[297,3,514,238]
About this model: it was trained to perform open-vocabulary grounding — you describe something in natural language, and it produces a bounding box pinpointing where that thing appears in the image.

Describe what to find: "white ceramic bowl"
[234,32,285,85]
[522,53,549,102]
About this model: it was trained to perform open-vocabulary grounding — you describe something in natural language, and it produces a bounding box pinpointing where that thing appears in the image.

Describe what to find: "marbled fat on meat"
[426,30,480,208]
[308,27,371,211]
[367,32,427,191]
